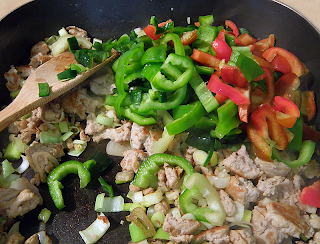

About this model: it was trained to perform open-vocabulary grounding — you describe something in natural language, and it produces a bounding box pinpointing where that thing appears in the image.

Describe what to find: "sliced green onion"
[150,211,166,228]
[95,114,113,126]
[79,212,110,244]
[94,194,124,212]
[129,222,147,243]
[69,126,80,134]
[12,136,28,153]
[59,131,73,141]
[38,82,50,97]
[39,130,62,143]
[242,209,252,223]
[68,140,87,157]
[2,159,15,179]
[57,68,77,80]
[38,208,51,223]
[123,203,146,212]
[4,142,21,160]
[0,173,19,188]
[59,121,69,133]
[98,177,114,198]
[153,227,170,240]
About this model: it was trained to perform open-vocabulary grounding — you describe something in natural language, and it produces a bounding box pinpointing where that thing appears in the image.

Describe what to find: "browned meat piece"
[85,113,106,135]
[5,231,25,244]
[30,41,50,57]
[222,144,263,179]
[4,66,25,92]
[163,163,183,189]
[120,149,147,173]
[29,52,53,68]
[41,103,64,123]
[163,212,200,243]
[194,225,230,244]
[255,157,291,177]
[24,233,39,244]
[25,142,65,184]
[154,199,171,215]
[66,26,88,38]
[219,189,236,217]
[225,175,260,208]
[229,229,256,244]
[92,121,132,143]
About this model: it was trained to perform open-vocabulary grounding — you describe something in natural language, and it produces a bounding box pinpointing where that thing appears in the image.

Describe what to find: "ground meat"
[29,52,53,68]
[60,88,103,120]
[41,103,64,123]
[25,142,65,184]
[120,149,147,173]
[24,233,39,244]
[194,225,230,244]
[162,212,200,242]
[254,157,291,177]
[84,113,106,135]
[222,145,263,179]
[4,66,25,92]
[30,41,50,57]
[66,26,88,38]
[229,229,256,244]
[6,231,25,244]
[219,189,236,217]
[92,121,132,143]
[163,163,183,189]
[154,200,171,215]
[225,175,260,208]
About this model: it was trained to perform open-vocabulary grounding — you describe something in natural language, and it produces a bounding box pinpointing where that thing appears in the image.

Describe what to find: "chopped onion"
[38,230,52,244]
[132,191,144,203]
[15,155,29,174]
[141,189,163,207]
[94,194,124,212]
[193,150,209,166]
[115,171,134,183]
[79,213,110,244]
[106,140,130,157]
[207,170,231,189]
[68,140,87,157]
[169,207,181,218]
[152,127,175,154]
[58,27,68,36]
[95,114,113,126]
[165,189,180,204]
[181,213,196,220]
[51,34,92,57]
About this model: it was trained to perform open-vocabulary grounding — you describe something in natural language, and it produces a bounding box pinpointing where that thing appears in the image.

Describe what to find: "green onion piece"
[203,143,215,167]
[153,227,170,240]
[69,126,80,134]
[12,136,28,153]
[70,63,89,74]
[2,160,15,179]
[242,209,252,223]
[94,194,124,212]
[94,193,105,211]
[38,208,51,223]
[150,211,166,228]
[4,142,21,160]
[0,174,19,188]
[59,121,69,133]
[123,203,146,212]
[95,114,113,126]
[67,140,87,157]
[129,222,147,243]
[39,130,62,143]
[98,176,114,198]
[38,82,50,97]
[57,68,77,80]
[59,131,73,141]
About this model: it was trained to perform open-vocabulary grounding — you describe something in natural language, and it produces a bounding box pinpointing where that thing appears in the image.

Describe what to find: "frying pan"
[0,0,319,243]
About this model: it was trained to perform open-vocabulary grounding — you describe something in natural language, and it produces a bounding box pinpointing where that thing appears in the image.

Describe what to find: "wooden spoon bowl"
[0,49,118,132]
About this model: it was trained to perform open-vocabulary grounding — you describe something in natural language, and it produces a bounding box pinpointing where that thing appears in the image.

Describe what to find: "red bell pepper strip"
[300,91,316,122]
[253,55,275,72]
[270,54,292,74]
[262,47,306,77]
[211,37,232,62]
[225,20,239,37]
[237,33,257,45]
[214,94,228,105]
[274,73,300,96]
[253,34,275,54]
[207,74,250,105]
[180,29,198,45]
[300,179,320,208]
[249,103,289,151]
[220,65,247,87]
[272,96,300,128]
[144,20,172,40]
[190,49,221,70]
[237,84,251,123]
[253,67,275,107]
[302,123,320,143]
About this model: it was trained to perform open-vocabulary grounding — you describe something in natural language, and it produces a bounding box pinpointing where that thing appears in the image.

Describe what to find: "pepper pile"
[107,15,318,163]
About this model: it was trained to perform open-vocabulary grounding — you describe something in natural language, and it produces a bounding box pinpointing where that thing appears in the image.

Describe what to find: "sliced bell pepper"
[225,20,239,37]
[272,96,300,128]
[211,37,232,62]
[262,47,306,77]
[180,29,198,45]
[300,179,320,208]
[144,19,173,40]
[151,53,194,92]
[237,33,257,45]
[270,54,292,74]
[274,73,300,96]
[253,67,275,105]
[190,49,221,70]
[207,74,250,105]
[300,91,316,122]
[220,65,247,87]
[141,44,167,65]
[235,53,265,82]
[160,33,185,56]
[132,153,194,189]
[237,84,251,123]
[302,123,320,143]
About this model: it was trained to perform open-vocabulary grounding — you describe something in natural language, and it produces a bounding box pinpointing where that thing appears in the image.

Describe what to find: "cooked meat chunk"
[60,88,103,120]
[309,216,320,229]
[154,199,171,215]
[4,66,25,92]
[225,176,260,208]
[30,41,50,57]
[222,145,263,179]
[10,177,43,205]
[29,52,53,68]
[229,229,256,244]
[255,157,291,177]
[219,189,236,217]
[41,103,64,123]
[194,225,230,244]
[66,26,88,38]
[265,202,313,238]
[25,142,64,184]
[92,121,132,143]
[164,163,183,189]
[163,212,200,242]
[1,189,42,218]
[85,113,106,135]
[6,231,25,244]
[120,149,147,173]
[252,206,288,244]
[24,233,39,244]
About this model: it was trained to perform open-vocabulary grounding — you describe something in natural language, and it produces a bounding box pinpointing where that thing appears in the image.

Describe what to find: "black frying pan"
[0,0,320,243]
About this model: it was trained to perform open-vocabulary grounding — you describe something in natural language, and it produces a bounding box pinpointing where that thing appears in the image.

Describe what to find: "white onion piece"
[51,34,92,56]
[79,213,110,244]
[132,191,144,203]
[169,207,181,218]
[115,171,134,182]
[15,155,29,174]
[38,231,52,244]
[106,140,130,157]
[141,189,163,207]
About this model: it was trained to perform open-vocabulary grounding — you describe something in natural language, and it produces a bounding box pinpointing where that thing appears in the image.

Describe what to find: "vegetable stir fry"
[1,15,320,244]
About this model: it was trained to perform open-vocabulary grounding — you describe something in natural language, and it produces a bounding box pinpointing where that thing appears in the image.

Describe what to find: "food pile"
[0,15,320,244]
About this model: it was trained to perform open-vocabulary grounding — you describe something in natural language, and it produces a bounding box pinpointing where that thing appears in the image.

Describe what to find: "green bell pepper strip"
[142,63,162,82]
[189,71,219,113]
[271,140,316,168]
[132,153,194,189]
[38,82,50,97]
[141,44,167,65]
[137,85,187,113]
[192,26,219,52]
[198,15,214,26]
[151,53,194,92]
[159,33,185,56]
[166,100,206,136]
[235,53,264,82]
[120,107,157,125]
[114,43,144,117]
[47,160,96,210]
[287,115,303,152]
[181,172,226,226]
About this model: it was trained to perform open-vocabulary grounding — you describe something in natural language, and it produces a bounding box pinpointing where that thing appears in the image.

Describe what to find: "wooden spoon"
[0,49,118,132]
